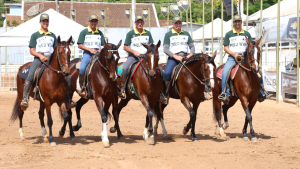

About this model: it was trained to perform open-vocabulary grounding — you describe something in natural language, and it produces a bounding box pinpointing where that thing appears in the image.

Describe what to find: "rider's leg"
[258,70,269,102]
[78,51,93,96]
[65,75,77,111]
[219,55,236,103]
[20,57,43,110]
[161,57,180,104]
[118,54,138,99]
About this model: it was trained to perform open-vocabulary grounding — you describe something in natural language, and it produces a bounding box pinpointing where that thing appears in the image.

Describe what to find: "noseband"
[240,44,260,73]
[138,45,158,80]
[98,46,119,74]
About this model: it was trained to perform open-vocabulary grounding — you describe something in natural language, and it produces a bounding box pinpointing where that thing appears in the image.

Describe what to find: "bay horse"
[212,37,262,142]
[153,52,217,141]
[59,40,122,148]
[10,36,74,146]
[109,41,162,145]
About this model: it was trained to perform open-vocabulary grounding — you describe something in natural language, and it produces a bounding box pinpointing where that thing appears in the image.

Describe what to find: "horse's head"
[142,40,161,79]
[245,37,261,73]
[202,51,217,91]
[56,36,73,76]
[103,40,122,81]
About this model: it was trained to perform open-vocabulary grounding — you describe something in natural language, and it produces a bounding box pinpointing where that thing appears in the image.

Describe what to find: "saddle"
[216,64,240,98]
[75,54,100,99]
[18,55,53,101]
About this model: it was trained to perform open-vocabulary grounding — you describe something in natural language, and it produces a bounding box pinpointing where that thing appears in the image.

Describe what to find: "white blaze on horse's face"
[208,64,214,88]
[151,54,154,69]
[253,47,259,68]
[114,54,118,60]
[65,47,69,55]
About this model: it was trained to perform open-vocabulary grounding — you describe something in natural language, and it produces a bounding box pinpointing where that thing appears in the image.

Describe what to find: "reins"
[42,45,70,74]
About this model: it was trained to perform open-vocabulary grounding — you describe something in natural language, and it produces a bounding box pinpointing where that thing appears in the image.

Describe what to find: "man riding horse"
[20,13,76,111]
[77,14,105,97]
[161,16,195,104]
[118,15,154,99]
[218,15,268,104]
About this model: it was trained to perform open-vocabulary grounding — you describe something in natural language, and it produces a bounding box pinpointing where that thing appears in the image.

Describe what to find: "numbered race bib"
[84,35,102,49]
[130,36,149,54]
[229,36,248,53]
[169,35,189,54]
[35,36,55,53]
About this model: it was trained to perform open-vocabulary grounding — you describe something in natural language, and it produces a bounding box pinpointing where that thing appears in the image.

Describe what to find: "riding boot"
[66,84,77,111]
[20,80,32,111]
[79,73,86,97]
[118,74,128,99]
[160,80,170,104]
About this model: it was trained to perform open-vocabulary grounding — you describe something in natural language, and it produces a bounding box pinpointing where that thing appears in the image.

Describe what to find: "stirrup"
[20,98,29,111]
[118,90,126,99]
[159,93,168,105]
[66,101,77,111]
[218,93,230,105]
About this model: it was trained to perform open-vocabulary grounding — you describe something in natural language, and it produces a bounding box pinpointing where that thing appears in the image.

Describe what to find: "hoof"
[109,127,116,133]
[243,137,249,141]
[50,142,56,146]
[145,135,155,145]
[192,138,198,142]
[72,125,81,132]
[222,123,229,130]
[20,136,25,141]
[102,140,110,148]
[220,130,226,137]
[163,135,169,139]
[251,137,258,142]
[183,128,188,135]
[43,136,49,143]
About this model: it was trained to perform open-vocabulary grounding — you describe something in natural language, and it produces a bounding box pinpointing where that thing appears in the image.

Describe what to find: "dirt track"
[0,89,299,169]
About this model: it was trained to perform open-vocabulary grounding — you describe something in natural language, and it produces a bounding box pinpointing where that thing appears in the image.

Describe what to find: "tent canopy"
[0,9,85,47]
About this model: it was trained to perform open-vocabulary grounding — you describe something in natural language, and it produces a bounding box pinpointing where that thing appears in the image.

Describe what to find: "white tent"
[0,8,85,47]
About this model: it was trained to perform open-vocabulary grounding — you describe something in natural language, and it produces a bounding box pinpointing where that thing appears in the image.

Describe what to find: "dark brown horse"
[212,38,262,142]
[109,41,162,145]
[153,52,217,141]
[10,36,73,146]
[59,40,122,148]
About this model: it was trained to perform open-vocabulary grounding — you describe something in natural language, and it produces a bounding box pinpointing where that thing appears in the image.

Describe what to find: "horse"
[59,40,122,148]
[10,36,74,146]
[212,37,262,142]
[152,52,217,141]
[109,41,162,145]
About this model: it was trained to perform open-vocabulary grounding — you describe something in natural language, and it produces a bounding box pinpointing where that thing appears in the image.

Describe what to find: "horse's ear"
[117,40,122,49]
[245,37,251,46]
[212,51,217,60]
[255,36,262,46]
[142,43,149,49]
[67,36,72,43]
[57,36,61,43]
[157,40,161,48]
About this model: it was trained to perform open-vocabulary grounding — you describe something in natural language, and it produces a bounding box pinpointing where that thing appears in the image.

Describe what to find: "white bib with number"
[35,36,55,53]
[84,35,102,49]
[169,35,189,54]
[130,36,150,54]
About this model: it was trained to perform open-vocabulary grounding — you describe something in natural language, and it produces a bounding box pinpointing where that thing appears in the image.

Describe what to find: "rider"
[20,13,76,111]
[77,14,105,97]
[118,15,154,99]
[160,16,195,104]
[218,15,268,104]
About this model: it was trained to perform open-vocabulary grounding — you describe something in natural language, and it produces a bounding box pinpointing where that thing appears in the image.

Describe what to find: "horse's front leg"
[240,97,257,142]
[181,96,198,141]
[94,96,110,148]
[73,98,89,131]
[140,96,155,145]
[45,100,56,146]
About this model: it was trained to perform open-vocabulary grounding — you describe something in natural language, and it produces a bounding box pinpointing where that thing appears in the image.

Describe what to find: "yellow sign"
[291,22,297,29]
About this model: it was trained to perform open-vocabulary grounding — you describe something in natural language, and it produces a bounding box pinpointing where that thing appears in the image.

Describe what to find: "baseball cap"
[233,15,242,21]
[40,13,49,21]
[89,14,98,21]
[172,16,182,23]
[135,15,144,22]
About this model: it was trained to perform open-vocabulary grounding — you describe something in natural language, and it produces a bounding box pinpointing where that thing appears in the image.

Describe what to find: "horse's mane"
[185,53,216,67]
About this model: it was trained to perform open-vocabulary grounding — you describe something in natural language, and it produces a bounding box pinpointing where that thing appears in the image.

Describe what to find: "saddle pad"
[216,65,239,80]
[18,64,47,81]
[76,61,81,69]
[117,59,143,79]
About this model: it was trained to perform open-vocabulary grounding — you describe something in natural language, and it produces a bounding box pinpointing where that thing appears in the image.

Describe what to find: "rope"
[179,61,204,85]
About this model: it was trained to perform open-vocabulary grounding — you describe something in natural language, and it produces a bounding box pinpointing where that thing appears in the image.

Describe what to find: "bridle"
[236,43,260,73]
[138,45,159,80]
[97,45,119,75]
[42,42,70,75]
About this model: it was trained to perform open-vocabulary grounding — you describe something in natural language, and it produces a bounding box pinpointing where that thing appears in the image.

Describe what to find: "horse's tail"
[10,95,20,122]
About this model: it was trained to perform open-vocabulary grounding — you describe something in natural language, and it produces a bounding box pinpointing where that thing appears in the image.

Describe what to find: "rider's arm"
[78,44,97,54]
[163,44,174,57]
[224,45,238,58]
[29,47,47,62]
[186,43,195,58]
[124,45,140,57]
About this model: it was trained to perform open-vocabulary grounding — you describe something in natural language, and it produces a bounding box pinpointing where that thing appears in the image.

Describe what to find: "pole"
[70,0,73,20]
[189,0,193,39]
[203,1,205,53]
[132,0,136,30]
[104,10,106,36]
[130,9,132,30]
[56,0,59,12]
[259,0,263,67]
[276,0,280,103]
[231,0,233,28]
[186,10,188,32]
[5,7,7,76]
[221,0,223,64]
[246,0,248,30]
[167,6,169,32]
[211,0,214,55]
[148,8,151,32]
[297,0,299,106]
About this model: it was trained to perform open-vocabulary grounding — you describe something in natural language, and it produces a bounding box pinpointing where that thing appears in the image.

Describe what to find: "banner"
[177,1,185,13]
[181,0,190,11]
[170,4,180,16]
[263,71,277,92]
[142,9,149,20]
[281,72,297,94]
[286,17,299,40]
[160,6,168,17]
[125,9,130,18]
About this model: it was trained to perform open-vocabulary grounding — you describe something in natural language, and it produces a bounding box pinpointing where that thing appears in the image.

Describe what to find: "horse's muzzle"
[150,73,156,79]
[63,71,70,76]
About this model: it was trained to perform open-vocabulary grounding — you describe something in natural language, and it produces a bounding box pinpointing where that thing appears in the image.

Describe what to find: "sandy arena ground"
[0,89,299,169]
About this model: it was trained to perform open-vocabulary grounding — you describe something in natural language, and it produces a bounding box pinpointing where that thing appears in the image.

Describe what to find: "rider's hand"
[133,51,141,57]
[187,53,193,59]
[40,55,48,62]
[97,49,102,53]
[173,54,183,62]
[90,49,97,54]
[233,53,239,59]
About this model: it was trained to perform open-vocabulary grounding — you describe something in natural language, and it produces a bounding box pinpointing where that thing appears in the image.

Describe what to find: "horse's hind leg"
[110,97,130,137]
[153,102,168,138]
[38,101,48,142]
[45,102,55,146]
[240,98,257,142]
[222,98,237,131]
[181,97,197,141]
[213,96,225,136]
[73,98,89,131]
[110,94,124,138]
[140,96,155,145]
